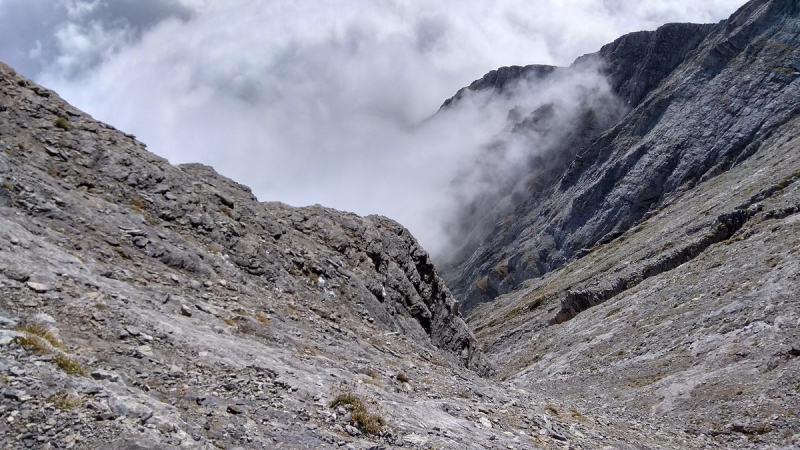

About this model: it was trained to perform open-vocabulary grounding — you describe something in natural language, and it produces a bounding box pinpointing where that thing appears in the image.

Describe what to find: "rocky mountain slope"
[1,0,799,449]
[0,60,708,449]
[457,0,800,447]
[437,21,719,305]
[445,0,800,314]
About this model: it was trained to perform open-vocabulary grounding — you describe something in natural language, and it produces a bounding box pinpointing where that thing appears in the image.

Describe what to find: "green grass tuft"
[330,392,386,435]
[48,391,83,410]
[53,353,88,377]
[14,323,66,351]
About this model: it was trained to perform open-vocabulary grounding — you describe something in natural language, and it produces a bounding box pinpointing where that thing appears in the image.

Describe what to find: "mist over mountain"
[0,0,743,258]
[1,0,799,449]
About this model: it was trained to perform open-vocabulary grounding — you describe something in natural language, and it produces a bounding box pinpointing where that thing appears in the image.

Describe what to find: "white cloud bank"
[0,0,744,256]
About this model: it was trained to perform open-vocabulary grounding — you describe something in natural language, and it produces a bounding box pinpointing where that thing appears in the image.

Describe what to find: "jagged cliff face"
[448,0,800,313]
[438,22,718,308]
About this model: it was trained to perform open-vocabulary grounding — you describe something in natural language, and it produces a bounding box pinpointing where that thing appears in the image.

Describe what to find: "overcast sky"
[0,0,744,256]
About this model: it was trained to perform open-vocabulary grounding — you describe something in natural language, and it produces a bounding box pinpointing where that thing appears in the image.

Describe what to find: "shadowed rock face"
[438,21,718,308]
[448,0,800,313]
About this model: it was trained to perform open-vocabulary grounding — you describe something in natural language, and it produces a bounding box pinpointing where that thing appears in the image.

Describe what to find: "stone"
[0,330,23,346]
[226,404,244,415]
[135,345,153,358]
[107,397,129,417]
[345,424,361,436]
[2,264,30,282]
[25,282,51,293]
[90,370,120,382]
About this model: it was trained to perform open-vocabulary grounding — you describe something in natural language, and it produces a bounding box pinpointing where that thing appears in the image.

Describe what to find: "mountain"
[445,0,800,313]
[453,0,800,447]
[1,0,799,449]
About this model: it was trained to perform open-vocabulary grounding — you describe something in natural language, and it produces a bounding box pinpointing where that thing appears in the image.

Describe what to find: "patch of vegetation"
[1,181,12,190]
[569,408,588,422]
[330,392,386,435]
[47,391,83,410]
[223,318,237,327]
[474,276,488,292]
[525,296,545,311]
[16,334,52,354]
[492,264,508,277]
[15,323,88,377]
[46,163,59,178]
[14,323,66,351]
[545,404,560,417]
[113,246,131,260]
[54,117,70,130]
[255,312,270,324]
[366,369,378,379]
[129,197,145,212]
[219,205,233,218]
[605,307,622,318]
[53,353,88,377]
[395,373,409,383]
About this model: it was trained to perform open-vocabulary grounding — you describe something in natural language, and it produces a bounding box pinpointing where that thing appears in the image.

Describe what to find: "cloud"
[0,0,744,256]
[0,0,191,78]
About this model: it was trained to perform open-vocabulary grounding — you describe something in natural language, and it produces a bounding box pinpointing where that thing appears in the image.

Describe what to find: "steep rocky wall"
[451,0,800,311]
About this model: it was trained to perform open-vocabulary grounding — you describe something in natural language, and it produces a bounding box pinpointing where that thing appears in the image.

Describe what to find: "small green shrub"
[351,408,386,435]
[219,206,233,218]
[48,391,83,410]
[54,117,69,130]
[53,353,88,377]
[475,277,488,292]
[130,197,145,209]
[14,323,66,351]
[16,334,52,354]
[330,392,386,435]
[255,312,270,324]
[569,408,588,422]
